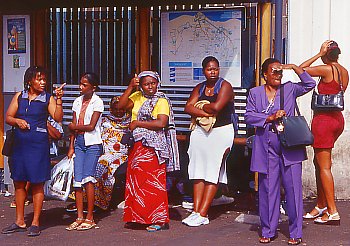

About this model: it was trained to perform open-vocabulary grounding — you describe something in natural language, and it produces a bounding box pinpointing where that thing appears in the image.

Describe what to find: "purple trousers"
[258,131,303,239]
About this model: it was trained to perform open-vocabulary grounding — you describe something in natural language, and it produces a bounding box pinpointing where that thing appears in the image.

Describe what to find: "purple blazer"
[245,72,316,174]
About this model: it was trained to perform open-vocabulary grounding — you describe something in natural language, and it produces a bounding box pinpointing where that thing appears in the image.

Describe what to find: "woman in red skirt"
[118,71,179,232]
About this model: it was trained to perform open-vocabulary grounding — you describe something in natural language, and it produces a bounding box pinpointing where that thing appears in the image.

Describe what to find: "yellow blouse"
[129,91,170,121]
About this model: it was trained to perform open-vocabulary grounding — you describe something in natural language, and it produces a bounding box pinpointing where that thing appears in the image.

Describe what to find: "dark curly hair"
[325,41,341,62]
[202,56,220,70]
[81,72,99,89]
[261,58,281,77]
[23,66,47,91]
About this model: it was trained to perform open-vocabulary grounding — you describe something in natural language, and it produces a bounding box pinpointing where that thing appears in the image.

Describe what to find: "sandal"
[65,203,77,212]
[288,238,302,245]
[27,225,41,237]
[10,200,30,208]
[146,223,169,232]
[259,237,271,244]
[303,206,327,219]
[76,219,96,231]
[65,218,84,231]
[2,223,27,234]
[314,212,340,225]
[259,235,276,244]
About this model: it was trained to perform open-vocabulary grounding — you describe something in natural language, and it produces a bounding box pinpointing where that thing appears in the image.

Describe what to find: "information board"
[2,15,30,92]
[161,9,242,87]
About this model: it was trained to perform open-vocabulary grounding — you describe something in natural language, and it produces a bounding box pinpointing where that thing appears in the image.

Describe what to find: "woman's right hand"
[129,74,140,90]
[67,147,75,159]
[15,118,30,130]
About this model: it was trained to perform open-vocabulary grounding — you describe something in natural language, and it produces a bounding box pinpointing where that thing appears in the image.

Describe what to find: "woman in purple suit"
[245,58,315,245]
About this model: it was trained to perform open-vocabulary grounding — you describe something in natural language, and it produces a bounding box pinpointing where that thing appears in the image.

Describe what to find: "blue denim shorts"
[73,134,102,188]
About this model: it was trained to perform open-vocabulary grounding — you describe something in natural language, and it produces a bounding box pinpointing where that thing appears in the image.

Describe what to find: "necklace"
[207,87,214,93]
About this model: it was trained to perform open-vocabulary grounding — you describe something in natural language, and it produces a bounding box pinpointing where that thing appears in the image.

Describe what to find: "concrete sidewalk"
[0,193,349,246]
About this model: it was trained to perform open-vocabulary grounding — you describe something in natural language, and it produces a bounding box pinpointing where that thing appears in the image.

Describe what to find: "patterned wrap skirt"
[123,141,169,224]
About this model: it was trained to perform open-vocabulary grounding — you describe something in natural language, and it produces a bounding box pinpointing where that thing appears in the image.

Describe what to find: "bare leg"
[25,182,30,202]
[198,182,219,217]
[197,147,230,217]
[75,188,84,219]
[84,182,95,221]
[307,155,327,216]
[14,181,27,227]
[193,180,205,212]
[31,183,44,226]
[315,148,338,219]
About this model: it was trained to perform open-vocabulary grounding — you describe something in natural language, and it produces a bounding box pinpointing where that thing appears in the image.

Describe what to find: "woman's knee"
[14,181,28,190]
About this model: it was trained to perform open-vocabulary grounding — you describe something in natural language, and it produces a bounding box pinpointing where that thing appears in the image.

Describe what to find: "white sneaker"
[185,214,209,227]
[182,201,194,210]
[182,211,199,225]
[211,195,234,206]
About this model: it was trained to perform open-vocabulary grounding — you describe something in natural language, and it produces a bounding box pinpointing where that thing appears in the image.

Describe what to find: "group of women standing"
[1,40,348,243]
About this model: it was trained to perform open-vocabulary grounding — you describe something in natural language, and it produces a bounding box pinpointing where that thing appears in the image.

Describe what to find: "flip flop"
[66,218,84,231]
[27,225,41,237]
[146,223,169,232]
[2,223,27,234]
[76,219,96,231]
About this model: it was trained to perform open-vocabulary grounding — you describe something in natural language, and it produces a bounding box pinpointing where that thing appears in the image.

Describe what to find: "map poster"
[161,9,242,87]
[7,18,26,54]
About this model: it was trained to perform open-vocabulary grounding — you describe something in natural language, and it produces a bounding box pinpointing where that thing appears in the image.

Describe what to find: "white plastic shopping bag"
[44,156,74,201]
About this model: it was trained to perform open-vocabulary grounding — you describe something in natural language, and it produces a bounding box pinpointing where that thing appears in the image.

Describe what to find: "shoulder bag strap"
[280,84,284,110]
[333,65,344,91]
[280,83,301,116]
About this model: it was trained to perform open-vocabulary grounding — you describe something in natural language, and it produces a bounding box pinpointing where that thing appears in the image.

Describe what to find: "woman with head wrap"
[94,96,131,210]
[118,71,180,232]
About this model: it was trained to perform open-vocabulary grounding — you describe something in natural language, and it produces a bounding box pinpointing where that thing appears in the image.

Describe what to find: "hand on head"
[320,40,333,56]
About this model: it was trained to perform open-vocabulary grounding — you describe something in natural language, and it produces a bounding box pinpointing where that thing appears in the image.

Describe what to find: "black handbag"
[2,127,15,157]
[120,131,134,148]
[278,85,314,148]
[311,65,344,111]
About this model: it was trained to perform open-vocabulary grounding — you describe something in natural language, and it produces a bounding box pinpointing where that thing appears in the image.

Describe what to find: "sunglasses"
[272,67,283,75]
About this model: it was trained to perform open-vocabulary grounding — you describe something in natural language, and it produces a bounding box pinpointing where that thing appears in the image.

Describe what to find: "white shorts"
[187,124,234,184]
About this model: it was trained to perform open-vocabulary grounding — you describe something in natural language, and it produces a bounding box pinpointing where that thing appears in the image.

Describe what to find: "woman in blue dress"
[2,66,64,236]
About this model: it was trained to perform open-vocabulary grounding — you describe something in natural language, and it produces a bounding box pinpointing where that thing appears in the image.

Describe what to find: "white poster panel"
[161,9,242,87]
[2,15,30,92]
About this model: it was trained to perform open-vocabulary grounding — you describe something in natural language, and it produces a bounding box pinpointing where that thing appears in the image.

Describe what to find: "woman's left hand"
[282,64,304,75]
[54,83,66,99]
[68,122,76,132]
[274,110,286,120]
[129,120,138,131]
[319,40,333,56]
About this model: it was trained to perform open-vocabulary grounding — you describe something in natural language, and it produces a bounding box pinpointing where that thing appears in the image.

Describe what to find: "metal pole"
[274,0,283,61]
